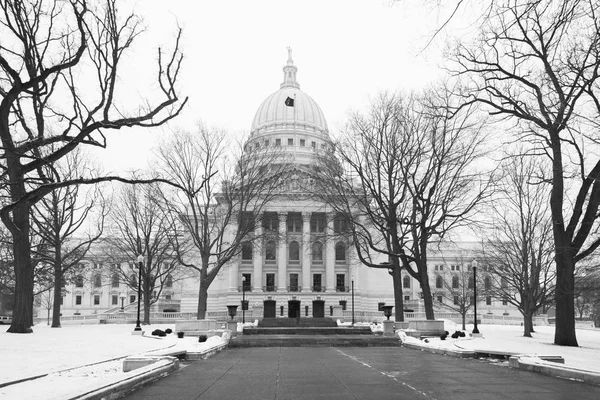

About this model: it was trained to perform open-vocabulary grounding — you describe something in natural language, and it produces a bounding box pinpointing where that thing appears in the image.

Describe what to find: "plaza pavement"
[123,346,600,400]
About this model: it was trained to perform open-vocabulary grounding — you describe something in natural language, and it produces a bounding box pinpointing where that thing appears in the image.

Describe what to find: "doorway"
[263,300,276,318]
[288,300,301,318]
[312,300,325,318]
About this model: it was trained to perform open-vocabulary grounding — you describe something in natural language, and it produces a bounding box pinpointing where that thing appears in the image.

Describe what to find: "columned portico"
[253,215,263,292]
[301,212,311,292]
[325,214,335,292]
[277,212,287,292]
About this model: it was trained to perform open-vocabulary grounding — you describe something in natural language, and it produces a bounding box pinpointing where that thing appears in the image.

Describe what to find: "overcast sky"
[91,0,480,174]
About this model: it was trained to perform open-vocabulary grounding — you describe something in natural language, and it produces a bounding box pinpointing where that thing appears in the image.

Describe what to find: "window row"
[433,275,494,290]
[74,273,173,289]
[256,212,348,233]
[248,138,328,151]
[242,241,347,262]
[238,272,349,293]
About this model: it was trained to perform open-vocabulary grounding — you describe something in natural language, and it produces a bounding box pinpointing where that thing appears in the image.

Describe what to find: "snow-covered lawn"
[401,320,600,374]
[0,323,228,400]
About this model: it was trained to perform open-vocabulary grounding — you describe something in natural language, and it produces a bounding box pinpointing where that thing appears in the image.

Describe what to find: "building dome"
[250,48,329,138]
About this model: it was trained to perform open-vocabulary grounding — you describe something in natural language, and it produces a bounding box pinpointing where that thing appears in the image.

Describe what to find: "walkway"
[124,347,600,400]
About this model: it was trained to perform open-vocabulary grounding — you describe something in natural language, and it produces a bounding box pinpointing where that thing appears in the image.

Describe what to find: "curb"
[402,341,600,386]
[72,357,180,400]
[509,356,600,386]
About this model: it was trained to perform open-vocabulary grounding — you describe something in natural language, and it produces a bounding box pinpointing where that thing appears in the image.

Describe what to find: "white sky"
[90,0,481,174]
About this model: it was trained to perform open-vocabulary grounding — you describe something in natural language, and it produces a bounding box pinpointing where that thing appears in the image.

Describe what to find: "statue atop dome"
[281,47,299,89]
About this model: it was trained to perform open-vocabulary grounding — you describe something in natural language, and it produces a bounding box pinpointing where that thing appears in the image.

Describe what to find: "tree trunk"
[391,266,405,322]
[196,279,208,320]
[554,249,578,346]
[523,311,533,337]
[143,282,151,324]
[420,273,435,320]
[51,269,62,328]
[7,203,34,333]
[461,312,466,330]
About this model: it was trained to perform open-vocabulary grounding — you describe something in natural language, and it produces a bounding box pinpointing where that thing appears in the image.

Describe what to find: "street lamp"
[119,293,126,312]
[134,254,143,332]
[241,276,246,324]
[472,260,480,334]
[351,274,355,326]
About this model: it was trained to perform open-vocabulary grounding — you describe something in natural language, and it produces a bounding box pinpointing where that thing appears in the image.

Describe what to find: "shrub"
[459,331,466,337]
[151,329,166,337]
[165,328,173,334]
[177,331,185,338]
[451,331,460,339]
[441,331,449,340]
[198,335,208,343]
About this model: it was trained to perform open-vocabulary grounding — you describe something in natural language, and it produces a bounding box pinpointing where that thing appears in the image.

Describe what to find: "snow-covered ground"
[0,321,598,400]
[400,320,600,374]
[0,323,227,400]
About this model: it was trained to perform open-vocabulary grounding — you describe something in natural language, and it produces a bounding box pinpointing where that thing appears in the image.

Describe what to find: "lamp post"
[472,260,480,334]
[242,276,246,324]
[119,293,125,312]
[134,254,143,332]
[351,275,355,326]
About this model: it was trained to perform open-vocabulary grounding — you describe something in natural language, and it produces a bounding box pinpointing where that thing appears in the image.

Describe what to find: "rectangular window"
[112,295,118,305]
[94,295,100,305]
[339,300,347,310]
[275,138,281,146]
[265,273,275,292]
[60,296,64,305]
[75,295,82,305]
[288,138,293,146]
[264,139,269,147]
[165,294,172,300]
[404,295,410,301]
[486,296,492,305]
[336,274,345,292]
[287,214,302,232]
[312,274,322,292]
[502,297,508,306]
[456,265,460,271]
[437,295,443,303]
[311,141,316,148]
[310,213,326,232]
[242,273,252,291]
[300,139,305,146]
[289,273,299,292]
[130,295,136,304]
[453,296,459,305]
[378,302,385,311]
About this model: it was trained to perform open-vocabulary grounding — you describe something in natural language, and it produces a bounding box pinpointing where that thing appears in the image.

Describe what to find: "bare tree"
[478,152,556,337]
[434,258,477,330]
[452,0,600,346]
[106,183,181,324]
[155,124,288,319]
[31,149,107,328]
[313,90,491,321]
[0,0,186,333]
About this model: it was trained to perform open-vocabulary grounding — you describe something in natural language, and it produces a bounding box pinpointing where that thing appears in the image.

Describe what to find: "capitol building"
[35,51,519,323]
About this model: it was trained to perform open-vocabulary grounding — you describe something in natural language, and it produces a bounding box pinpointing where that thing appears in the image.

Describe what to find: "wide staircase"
[228,318,401,348]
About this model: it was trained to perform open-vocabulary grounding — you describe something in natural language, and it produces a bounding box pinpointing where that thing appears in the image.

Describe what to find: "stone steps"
[228,334,401,348]
[243,326,372,335]
[257,317,337,328]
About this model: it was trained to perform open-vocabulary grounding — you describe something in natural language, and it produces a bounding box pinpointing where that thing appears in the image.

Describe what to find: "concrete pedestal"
[382,320,395,337]
[394,322,409,330]
[227,320,238,336]
[332,305,343,318]
[131,330,145,336]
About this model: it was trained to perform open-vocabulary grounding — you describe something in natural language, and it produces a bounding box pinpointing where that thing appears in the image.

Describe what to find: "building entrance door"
[312,300,325,318]
[288,300,301,318]
[263,300,276,318]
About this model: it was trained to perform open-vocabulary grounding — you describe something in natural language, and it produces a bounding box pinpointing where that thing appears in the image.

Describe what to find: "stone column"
[253,214,263,292]
[301,212,311,292]
[325,213,335,292]
[277,212,287,292]
[228,213,239,292]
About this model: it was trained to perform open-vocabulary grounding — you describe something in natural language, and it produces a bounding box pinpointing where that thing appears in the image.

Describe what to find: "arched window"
[289,241,300,261]
[241,242,253,260]
[403,275,411,289]
[111,273,119,288]
[335,242,346,261]
[130,274,137,287]
[468,276,474,289]
[312,241,323,261]
[166,274,173,288]
[94,274,102,288]
[265,240,277,261]
[75,275,84,288]
[452,275,459,289]
[435,275,443,289]
[484,276,491,290]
